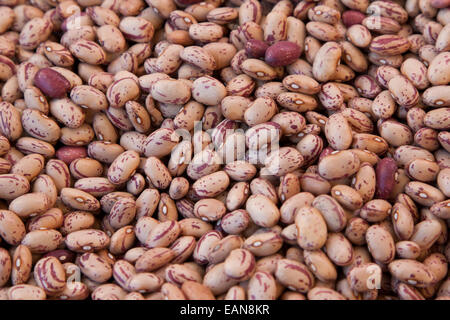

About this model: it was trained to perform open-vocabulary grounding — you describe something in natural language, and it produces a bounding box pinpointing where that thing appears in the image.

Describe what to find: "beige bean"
[65,229,110,253]
[243,231,283,257]
[136,189,160,219]
[108,197,136,229]
[69,39,106,65]
[151,79,191,105]
[388,259,435,288]
[170,236,196,264]
[111,259,136,290]
[0,174,29,200]
[430,200,450,219]
[220,209,250,235]
[224,182,248,211]
[423,253,447,283]
[378,119,413,147]
[70,159,103,180]
[0,209,26,245]
[325,233,354,266]
[223,161,257,182]
[264,147,304,177]
[55,121,85,145]
[193,230,222,264]
[295,206,327,250]
[106,77,140,109]
[358,199,391,223]
[135,248,175,273]
[165,263,202,286]
[79,253,112,283]
[331,185,363,211]
[61,188,100,212]
[347,263,382,292]
[350,162,376,203]
[410,219,442,250]
[244,97,277,127]
[405,159,439,182]
[34,256,66,294]
[395,241,421,259]
[181,281,215,300]
[250,177,278,204]
[107,150,140,185]
[394,145,435,168]
[161,282,186,300]
[21,229,63,254]
[318,150,361,181]
[145,220,181,249]
[405,181,445,207]
[192,198,224,222]
[312,195,347,232]
[247,271,277,300]
[0,102,23,141]
[50,98,85,129]
[0,247,11,287]
[280,192,315,224]
[118,16,154,43]
[203,262,239,296]
[220,96,250,122]
[189,22,223,43]
[19,17,52,50]
[307,287,347,300]
[91,283,126,300]
[108,225,135,255]
[150,44,183,75]
[366,225,395,264]
[275,259,314,293]
[134,216,159,244]
[70,85,108,112]
[424,108,450,130]
[192,171,230,199]
[246,194,280,228]
[191,76,227,106]
[8,284,46,300]
[9,192,52,219]
[11,245,32,285]
[143,128,179,158]
[352,134,388,155]
[15,137,55,158]
[208,235,243,264]
[312,42,341,82]
[277,172,301,203]
[45,159,70,193]
[324,113,353,150]
[126,272,163,293]
[11,154,45,182]
[303,249,337,283]
[223,248,255,281]
[427,52,450,85]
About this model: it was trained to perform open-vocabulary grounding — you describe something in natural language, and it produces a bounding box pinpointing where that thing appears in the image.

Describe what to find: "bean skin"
[0,0,447,302]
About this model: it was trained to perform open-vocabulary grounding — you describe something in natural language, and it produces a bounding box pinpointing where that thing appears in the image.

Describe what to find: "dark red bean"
[34,67,71,98]
[376,157,398,199]
[342,11,366,28]
[245,39,269,59]
[56,146,88,165]
[265,41,301,67]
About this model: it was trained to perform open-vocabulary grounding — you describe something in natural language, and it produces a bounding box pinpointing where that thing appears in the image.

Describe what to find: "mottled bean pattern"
[0,0,447,302]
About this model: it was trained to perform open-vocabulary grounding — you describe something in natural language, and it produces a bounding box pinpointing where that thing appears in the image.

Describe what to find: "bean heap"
[0,0,448,301]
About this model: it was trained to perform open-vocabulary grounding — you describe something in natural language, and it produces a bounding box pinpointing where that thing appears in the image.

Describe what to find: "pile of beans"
[0,0,448,301]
